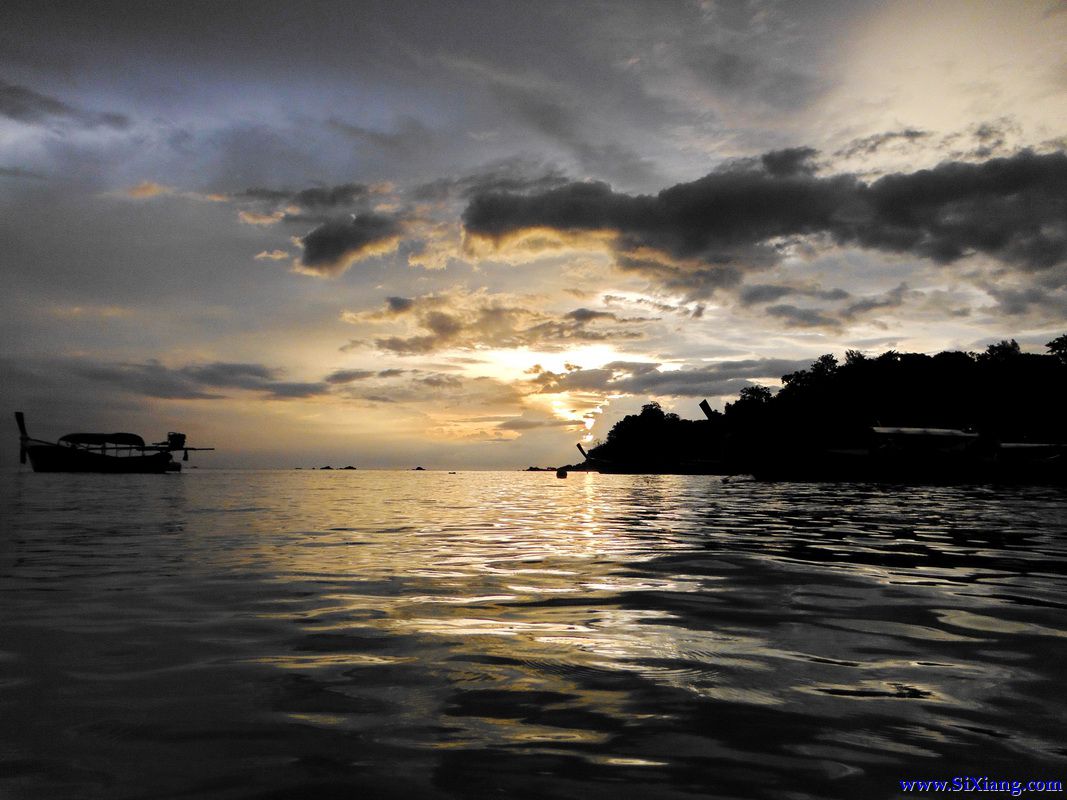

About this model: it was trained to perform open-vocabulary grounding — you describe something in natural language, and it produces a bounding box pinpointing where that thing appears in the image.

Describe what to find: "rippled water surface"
[2,470,1066,799]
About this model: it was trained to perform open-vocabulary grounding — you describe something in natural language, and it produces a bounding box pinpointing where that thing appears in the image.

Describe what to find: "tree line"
[583,336,1067,470]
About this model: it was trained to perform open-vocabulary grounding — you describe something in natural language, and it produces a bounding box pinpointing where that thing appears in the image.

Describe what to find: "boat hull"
[26,444,178,474]
[752,449,1066,485]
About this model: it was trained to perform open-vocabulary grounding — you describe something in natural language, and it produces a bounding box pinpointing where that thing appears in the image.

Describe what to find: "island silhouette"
[565,336,1067,483]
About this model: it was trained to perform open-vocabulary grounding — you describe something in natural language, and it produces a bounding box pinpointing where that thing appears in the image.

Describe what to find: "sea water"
[2,470,1066,799]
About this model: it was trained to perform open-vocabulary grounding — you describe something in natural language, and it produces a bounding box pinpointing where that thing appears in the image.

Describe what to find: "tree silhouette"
[582,337,1067,474]
[1047,334,1067,364]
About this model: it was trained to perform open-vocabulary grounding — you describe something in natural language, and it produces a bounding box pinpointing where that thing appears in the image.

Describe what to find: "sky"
[2,0,1066,469]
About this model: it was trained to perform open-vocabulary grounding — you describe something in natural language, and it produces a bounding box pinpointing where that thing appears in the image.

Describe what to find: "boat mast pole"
[14,412,28,464]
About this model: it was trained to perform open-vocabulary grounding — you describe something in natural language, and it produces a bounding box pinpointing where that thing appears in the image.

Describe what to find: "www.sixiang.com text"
[900,778,1063,796]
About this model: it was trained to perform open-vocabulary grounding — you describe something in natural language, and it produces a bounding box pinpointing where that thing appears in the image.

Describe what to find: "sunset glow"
[2,0,1065,468]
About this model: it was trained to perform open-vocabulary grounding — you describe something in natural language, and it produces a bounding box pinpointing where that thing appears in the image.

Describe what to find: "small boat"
[751,426,1066,484]
[15,412,213,474]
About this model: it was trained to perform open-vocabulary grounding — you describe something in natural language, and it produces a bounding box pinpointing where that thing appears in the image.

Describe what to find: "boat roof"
[872,427,979,438]
[59,432,146,447]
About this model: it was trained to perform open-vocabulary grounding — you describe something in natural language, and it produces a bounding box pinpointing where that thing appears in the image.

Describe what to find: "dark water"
[2,470,1066,800]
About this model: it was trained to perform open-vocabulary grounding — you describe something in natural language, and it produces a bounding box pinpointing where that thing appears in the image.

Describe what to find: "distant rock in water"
[319,466,333,470]
[413,466,425,471]
[341,465,357,470]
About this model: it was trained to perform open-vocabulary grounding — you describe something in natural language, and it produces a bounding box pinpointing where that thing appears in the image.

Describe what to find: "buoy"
[556,468,568,478]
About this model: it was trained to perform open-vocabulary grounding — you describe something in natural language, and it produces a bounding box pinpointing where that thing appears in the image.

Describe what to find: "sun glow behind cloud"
[1,1,1064,468]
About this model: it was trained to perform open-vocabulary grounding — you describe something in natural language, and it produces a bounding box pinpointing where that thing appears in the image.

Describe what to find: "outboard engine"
[166,432,187,450]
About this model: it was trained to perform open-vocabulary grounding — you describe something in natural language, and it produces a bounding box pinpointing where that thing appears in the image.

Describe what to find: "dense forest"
[581,336,1067,473]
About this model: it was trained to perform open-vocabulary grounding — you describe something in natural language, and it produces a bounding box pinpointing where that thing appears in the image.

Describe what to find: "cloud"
[564,307,649,323]
[71,359,329,400]
[841,282,912,320]
[385,296,415,314]
[497,415,583,431]
[835,129,931,160]
[341,290,654,355]
[291,183,371,209]
[295,212,406,276]
[602,294,704,318]
[760,147,819,177]
[765,304,841,329]
[239,210,285,226]
[254,249,291,261]
[683,42,824,111]
[450,58,657,185]
[327,116,437,156]
[746,283,914,330]
[123,181,173,199]
[531,358,812,398]
[231,182,376,221]
[412,159,570,203]
[0,78,129,129]
[0,165,45,179]
[463,150,1067,296]
[329,367,524,412]
[739,283,851,306]
[981,280,1067,317]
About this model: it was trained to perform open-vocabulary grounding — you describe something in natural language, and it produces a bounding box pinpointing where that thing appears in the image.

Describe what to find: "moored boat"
[15,412,213,474]
[751,426,1066,484]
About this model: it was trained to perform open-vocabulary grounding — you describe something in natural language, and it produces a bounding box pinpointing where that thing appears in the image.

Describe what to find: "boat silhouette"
[15,412,213,474]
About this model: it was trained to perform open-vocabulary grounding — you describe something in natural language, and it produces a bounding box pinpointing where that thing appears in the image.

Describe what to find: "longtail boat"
[15,412,213,473]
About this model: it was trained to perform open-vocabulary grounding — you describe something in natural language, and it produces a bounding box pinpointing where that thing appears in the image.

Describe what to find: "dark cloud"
[841,283,911,320]
[71,359,329,400]
[73,360,224,400]
[740,283,912,329]
[463,150,1067,296]
[761,147,819,177]
[835,129,930,160]
[234,182,372,222]
[614,255,743,300]
[291,183,370,209]
[298,213,406,276]
[0,78,129,129]
[325,369,376,384]
[263,381,330,398]
[739,283,851,306]
[565,308,623,323]
[385,296,415,314]
[982,283,1067,316]
[765,304,841,329]
[412,159,570,203]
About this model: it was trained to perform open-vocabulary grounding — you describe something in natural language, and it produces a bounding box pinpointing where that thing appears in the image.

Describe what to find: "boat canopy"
[59,432,146,447]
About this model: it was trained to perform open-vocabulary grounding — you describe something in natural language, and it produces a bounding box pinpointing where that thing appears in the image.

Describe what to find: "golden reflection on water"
[4,470,1067,798]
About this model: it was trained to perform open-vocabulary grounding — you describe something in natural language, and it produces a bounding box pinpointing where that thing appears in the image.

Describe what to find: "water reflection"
[1,470,1066,799]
